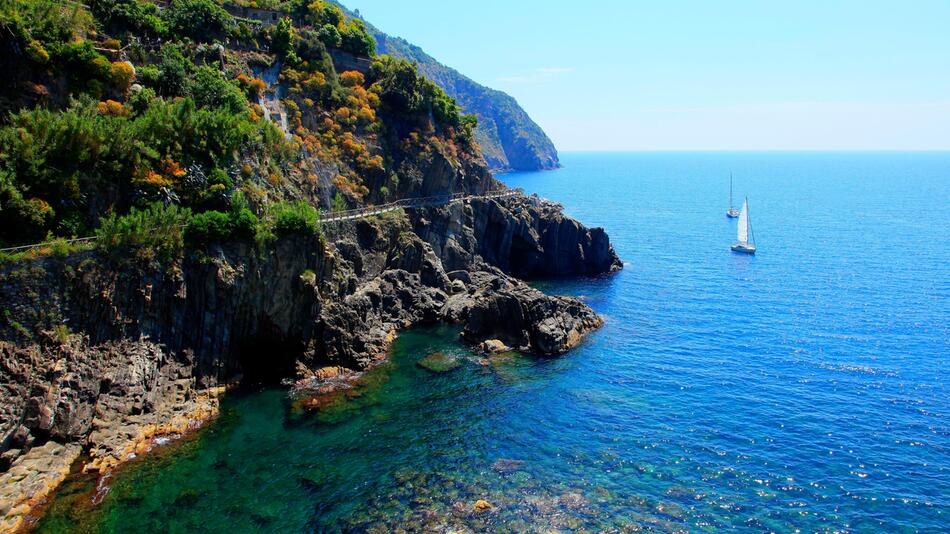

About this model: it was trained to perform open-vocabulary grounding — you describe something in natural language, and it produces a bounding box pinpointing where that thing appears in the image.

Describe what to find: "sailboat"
[726,174,739,218]
[731,197,756,254]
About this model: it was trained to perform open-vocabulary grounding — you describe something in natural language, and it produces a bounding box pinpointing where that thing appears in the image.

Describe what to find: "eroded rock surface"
[0,192,621,527]
[0,441,81,533]
[412,194,622,278]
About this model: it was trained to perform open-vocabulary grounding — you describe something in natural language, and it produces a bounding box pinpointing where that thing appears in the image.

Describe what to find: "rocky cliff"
[0,185,619,531]
[0,2,618,528]
[337,3,561,172]
[380,44,561,173]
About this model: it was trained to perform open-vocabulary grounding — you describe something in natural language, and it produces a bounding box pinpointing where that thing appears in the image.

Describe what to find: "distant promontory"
[338,3,561,173]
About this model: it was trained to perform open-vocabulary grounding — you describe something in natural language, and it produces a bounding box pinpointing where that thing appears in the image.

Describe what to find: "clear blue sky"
[343,0,950,151]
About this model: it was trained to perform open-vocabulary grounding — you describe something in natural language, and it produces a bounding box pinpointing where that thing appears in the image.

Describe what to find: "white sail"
[737,199,749,243]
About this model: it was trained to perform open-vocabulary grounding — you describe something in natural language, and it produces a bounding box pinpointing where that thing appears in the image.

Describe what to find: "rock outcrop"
[0,335,222,532]
[449,270,603,355]
[0,441,81,533]
[0,192,621,527]
[412,195,622,278]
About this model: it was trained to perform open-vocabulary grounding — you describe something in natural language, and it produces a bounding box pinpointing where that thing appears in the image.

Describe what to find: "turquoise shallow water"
[38,152,949,532]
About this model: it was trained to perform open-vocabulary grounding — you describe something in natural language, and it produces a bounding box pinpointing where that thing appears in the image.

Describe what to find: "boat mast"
[747,197,755,245]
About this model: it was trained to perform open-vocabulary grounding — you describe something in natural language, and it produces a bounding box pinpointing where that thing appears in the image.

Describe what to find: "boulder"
[478,339,510,354]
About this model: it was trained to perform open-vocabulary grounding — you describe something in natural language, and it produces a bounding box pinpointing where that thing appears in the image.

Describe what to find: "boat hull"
[731,243,756,254]
[726,209,739,218]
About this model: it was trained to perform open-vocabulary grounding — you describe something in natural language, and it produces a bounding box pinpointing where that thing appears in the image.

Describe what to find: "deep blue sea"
[39,152,949,532]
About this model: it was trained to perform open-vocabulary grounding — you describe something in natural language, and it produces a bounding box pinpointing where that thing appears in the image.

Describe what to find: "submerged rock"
[417,352,461,373]
[558,492,589,510]
[478,339,510,355]
[490,459,525,473]
[473,499,492,512]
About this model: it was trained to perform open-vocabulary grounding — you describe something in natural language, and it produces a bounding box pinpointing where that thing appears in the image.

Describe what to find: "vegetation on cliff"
[0,3,618,529]
[331,2,560,172]
[0,0,481,251]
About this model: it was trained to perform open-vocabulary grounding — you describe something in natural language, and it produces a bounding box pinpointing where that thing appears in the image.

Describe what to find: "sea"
[37,152,949,532]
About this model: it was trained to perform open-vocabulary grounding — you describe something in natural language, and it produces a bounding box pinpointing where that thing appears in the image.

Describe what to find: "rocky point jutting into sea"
[0,0,620,529]
[0,171,620,531]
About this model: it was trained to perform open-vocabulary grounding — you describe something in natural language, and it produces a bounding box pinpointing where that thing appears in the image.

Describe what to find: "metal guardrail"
[0,189,524,253]
[319,189,521,224]
[0,236,98,254]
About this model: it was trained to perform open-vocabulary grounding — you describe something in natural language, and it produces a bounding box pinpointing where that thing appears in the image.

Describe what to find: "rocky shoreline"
[0,191,620,531]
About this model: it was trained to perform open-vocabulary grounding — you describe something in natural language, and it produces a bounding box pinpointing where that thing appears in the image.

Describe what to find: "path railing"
[0,189,524,254]
[320,188,520,224]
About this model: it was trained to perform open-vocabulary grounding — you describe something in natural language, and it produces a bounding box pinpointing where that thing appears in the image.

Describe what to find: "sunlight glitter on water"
[37,152,950,532]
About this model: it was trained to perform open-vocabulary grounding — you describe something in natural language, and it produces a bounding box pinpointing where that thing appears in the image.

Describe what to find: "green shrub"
[0,102,135,242]
[271,17,297,59]
[271,201,319,237]
[297,1,373,56]
[127,86,157,114]
[315,24,341,49]
[0,181,55,245]
[50,40,112,92]
[339,19,374,57]
[90,0,165,35]
[189,66,248,113]
[155,43,191,97]
[230,208,258,239]
[26,40,50,63]
[331,191,347,212]
[301,1,343,28]
[208,168,233,189]
[96,203,190,263]
[2,0,94,49]
[299,268,316,284]
[51,323,71,344]
[185,207,259,245]
[370,56,421,113]
[185,210,231,244]
[368,56,470,135]
[163,0,233,41]
[459,114,478,144]
[49,237,75,257]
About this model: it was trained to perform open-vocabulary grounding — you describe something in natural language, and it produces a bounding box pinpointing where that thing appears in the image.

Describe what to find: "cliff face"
[398,58,561,173]
[338,3,561,172]
[0,2,617,530]
[0,181,620,531]
[412,195,623,278]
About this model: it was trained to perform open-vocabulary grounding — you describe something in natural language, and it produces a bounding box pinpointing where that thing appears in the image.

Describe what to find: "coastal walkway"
[0,189,522,255]
[319,188,519,224]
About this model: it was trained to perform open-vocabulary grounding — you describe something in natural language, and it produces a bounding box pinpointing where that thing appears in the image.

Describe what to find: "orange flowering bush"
[339,70,364,87]
[97,99,128,117]
[158,159,187,179]
[135,170,172,188]
[236,73,267,97]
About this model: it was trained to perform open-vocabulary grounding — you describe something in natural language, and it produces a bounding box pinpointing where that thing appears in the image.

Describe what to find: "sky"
[343,0,950,151]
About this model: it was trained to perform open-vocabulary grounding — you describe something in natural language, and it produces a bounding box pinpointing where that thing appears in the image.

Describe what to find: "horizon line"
[555,149,950,153]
